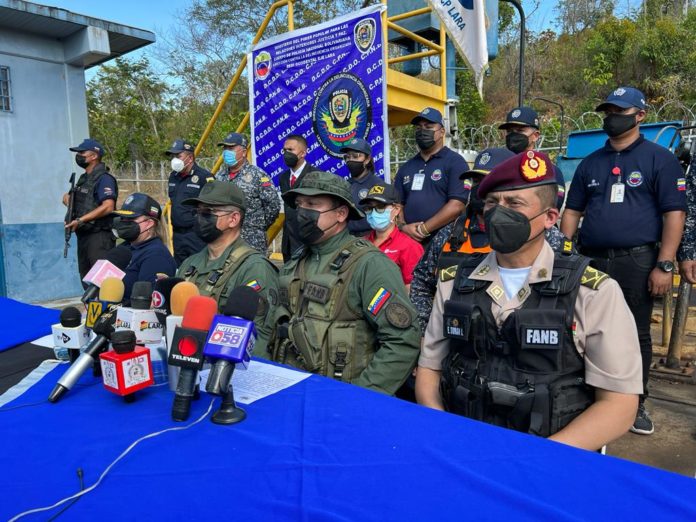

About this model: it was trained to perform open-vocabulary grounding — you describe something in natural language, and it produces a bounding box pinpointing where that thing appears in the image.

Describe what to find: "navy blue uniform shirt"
[566,135,687,248]
[394,146,470,225]
[348,170,382,236]
[168,163,214,229]
[123,237,177,300]
[94,173,117,203]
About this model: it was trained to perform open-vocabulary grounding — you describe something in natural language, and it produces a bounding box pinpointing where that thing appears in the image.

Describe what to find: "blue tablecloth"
[1,363,695,521]
[0,298,59,352]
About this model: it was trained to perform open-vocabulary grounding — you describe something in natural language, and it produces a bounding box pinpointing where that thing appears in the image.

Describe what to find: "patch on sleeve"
[581,266,609,290]
[439,265,458,282]
[463,178,473,190]
[261,176,272,187]
[385,301,412,329]
[245,280,262,292]
[678,178,686,191]
[103,187,113,195]
[367,287,392,315]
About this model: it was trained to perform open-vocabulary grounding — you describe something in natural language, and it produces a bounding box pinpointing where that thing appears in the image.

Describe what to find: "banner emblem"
[254,51,272,80]
[354,18,376,52]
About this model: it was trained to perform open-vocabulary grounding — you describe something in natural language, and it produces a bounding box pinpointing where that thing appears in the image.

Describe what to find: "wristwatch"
[656,260,675,273]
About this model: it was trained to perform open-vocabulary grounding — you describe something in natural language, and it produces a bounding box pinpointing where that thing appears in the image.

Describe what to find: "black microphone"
[81,246,132,304]
[151,277,184,327]
[204,287,259,425]
[52,306,89,363]
[48,308,118,403]
[131,281,153,310]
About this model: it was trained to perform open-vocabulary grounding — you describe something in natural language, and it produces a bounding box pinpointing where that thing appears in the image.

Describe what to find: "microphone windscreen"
[99,277,125,303]
[105,245,133,270]
[111,330,136,353]
[181,296,217,331]
[131,281,153,310]
[92,308,118,337]
[222,286,260,321]
[60,306,82,328]
[152,277,184,314]
[170,282,200,316]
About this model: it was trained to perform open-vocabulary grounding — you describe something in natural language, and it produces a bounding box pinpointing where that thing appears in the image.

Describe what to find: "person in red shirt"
[361,182,424,291]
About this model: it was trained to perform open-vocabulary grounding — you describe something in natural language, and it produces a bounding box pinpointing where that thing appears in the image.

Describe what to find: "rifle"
[63,172,76,258]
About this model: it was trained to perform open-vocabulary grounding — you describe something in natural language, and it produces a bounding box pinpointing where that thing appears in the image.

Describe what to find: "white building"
[0,1,155,301]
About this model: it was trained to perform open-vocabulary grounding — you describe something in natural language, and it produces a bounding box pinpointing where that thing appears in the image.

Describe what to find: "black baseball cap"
[499,107,540,130]
[70,139,104,156]
[165,139,194,155]
[411,107,444,125]
[217,132,249,148]
[339,138,372,156]
[359,182,400,206]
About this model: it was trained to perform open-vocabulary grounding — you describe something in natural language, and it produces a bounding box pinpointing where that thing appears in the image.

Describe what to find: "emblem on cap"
[521,150,548,181]
[614,87,626,96]
[423,108,430,114]
[511,109,521,118]
[125,195,134,205]
[369,185,385,195]
[479,152,491,165]
[171,141,177,148]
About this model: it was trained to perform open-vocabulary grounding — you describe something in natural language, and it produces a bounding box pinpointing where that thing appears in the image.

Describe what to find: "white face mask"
[171,157,186,173]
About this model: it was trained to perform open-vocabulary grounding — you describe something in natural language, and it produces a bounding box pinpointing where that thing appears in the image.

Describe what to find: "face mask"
[283,151,299,168]
[346,160,366,178]
[194,212,223,243]
[75,154,89,169]
[415,128,436,150]
[603,112,637,138]
[294,207,337,245]
[483,205,547,254]
[223,149,238,167]
[505,132,530,154]
[171,157,186,173]
[113,218,141,243]
[366,208,393,231]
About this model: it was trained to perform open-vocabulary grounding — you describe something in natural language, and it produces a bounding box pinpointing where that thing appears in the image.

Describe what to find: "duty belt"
[580,243,656,258]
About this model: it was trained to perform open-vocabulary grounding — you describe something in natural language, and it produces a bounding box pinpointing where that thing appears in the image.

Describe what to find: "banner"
[427,0,489,95]
[249,5,389,184]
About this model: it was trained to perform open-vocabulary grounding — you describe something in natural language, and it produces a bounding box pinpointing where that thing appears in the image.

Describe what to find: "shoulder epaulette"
[581,266,609,290]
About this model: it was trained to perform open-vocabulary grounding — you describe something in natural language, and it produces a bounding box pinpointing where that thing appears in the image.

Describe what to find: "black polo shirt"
[168,163,214,229]
[393,146,470,224]
[566,135,686,248]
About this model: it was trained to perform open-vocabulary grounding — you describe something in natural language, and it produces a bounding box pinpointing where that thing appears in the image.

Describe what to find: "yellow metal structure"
[188,0,449,255]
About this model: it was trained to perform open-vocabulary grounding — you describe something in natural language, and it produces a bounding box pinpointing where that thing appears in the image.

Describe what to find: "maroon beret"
[477,150,557,198]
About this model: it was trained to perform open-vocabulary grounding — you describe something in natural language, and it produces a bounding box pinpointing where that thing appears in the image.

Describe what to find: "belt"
[581,243,657,258]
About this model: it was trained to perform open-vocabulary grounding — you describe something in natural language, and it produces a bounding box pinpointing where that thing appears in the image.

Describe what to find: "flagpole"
[502,0,525,106]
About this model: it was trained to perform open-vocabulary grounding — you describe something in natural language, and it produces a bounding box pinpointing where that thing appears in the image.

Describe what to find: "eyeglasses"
[364,206,392,214]
[193,208,236,218]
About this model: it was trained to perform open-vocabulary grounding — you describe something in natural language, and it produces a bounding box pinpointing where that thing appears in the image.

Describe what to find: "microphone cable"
[8,398,216,522]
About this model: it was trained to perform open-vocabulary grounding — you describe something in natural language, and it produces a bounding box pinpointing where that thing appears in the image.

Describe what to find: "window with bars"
[0,66,12,112]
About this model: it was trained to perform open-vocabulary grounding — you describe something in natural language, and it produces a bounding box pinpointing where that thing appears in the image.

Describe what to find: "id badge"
[610,182,625,203]
[412,172,426,191]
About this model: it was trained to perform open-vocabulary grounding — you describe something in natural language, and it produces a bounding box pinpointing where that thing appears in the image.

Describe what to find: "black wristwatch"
[656,260,675,273]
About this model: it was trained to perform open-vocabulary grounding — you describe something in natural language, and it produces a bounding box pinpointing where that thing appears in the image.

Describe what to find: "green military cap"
[182,181,246,211]
[282,170,364,220]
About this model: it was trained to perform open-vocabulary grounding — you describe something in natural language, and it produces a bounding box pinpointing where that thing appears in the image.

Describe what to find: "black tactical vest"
[441,252,594,438]
[73,164,117,233]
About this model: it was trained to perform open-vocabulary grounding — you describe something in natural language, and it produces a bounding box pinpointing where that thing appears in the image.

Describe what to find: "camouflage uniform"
[410,223,568,334]
[216,162,281,252]
[677,154,696,261]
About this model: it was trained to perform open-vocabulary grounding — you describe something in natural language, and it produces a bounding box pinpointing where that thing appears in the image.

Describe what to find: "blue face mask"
[223,149,238,167]
[366,207,393,231]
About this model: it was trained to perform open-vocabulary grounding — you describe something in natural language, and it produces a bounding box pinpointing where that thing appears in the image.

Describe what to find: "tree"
[555,0,615,34]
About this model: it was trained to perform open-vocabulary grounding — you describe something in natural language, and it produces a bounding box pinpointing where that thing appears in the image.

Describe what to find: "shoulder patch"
[581,266,609,290]
[439,265,458,282]
[385,301,412,329]
[367,287,392,315]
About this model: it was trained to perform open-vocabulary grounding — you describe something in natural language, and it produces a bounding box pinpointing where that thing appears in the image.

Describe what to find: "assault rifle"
[63,172,76,258]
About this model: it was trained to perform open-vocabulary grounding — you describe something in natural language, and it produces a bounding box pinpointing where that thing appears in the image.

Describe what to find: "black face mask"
[415,128,436,150]
[112,218,141,243]
[294,206,338,245]
[75,154,89,169]
[283,151,299,168]
[346,160,366,178]
[483,205,547,254]
[194,213,223,243]
[505,132,530,154]
[603,112,637,138]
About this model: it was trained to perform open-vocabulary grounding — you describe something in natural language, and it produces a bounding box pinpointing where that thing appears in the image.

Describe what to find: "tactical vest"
[274,238,378,383]
[437,215,491,283]
[73,165,117,233]
[182,243,257,307]
[441,251,595,438]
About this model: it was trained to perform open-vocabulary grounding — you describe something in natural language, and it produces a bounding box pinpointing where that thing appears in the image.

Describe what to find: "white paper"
[31,334,54,348]
[199,360,310,404]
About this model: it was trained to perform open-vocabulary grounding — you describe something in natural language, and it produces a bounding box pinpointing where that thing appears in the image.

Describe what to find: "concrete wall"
[0,27,89,302]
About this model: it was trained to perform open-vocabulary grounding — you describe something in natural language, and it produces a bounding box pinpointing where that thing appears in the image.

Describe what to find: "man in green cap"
[177,181,279,354]
[270,170,420,395]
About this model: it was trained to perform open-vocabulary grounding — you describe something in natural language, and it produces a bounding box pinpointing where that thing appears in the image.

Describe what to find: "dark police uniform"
[123,237,177,301]
[168,163,214,265]
[393,146,470,227]
[566,135,687,396]
[348,170,382,236]
[73,162,118,279]
[279,162,318,261]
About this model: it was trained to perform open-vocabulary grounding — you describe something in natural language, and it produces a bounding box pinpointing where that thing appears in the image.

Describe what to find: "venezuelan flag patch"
[678,178,686,191]
[368,287,392,315]
[246,280,262,292]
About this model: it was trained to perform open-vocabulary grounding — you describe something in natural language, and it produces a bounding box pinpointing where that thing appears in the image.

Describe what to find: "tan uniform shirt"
[420,241,643,395]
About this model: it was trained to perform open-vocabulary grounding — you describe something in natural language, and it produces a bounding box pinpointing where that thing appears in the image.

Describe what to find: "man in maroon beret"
[416,150,643,451]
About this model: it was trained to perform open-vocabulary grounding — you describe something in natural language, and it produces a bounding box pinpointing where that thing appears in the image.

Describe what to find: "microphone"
[166,281,200,391]
[80,246,132,304]
[51,306,90,362]
[99,330,154,402]
[151,277,184,326]
[114,281,163,344]
[86,277,125,329]
[168,296,218,422]
[204,287,259,425]
[48,306,118,403]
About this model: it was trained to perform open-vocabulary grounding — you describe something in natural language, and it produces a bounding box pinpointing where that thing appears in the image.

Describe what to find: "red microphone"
[99,330,154,402]
[168,296,218,421]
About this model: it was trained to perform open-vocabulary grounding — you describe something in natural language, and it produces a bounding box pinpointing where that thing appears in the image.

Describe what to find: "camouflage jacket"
[678,155,696,261]
[216,161,281,252]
